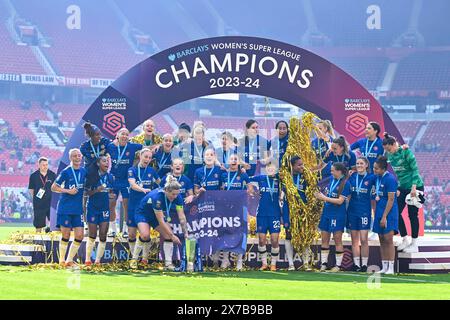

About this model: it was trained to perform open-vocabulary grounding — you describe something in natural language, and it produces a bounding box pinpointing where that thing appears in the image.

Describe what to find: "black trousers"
[33,207,50,229]
[397,186,425,238]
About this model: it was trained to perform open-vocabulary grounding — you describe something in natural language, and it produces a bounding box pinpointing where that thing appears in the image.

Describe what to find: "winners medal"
[375,195,380,201]
[102,183,107,188]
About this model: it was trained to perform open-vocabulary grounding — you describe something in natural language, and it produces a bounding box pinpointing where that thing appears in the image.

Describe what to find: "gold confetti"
[279,113,324,267]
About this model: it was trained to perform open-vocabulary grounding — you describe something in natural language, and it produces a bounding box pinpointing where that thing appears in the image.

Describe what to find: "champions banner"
[52,36,405,230]
[170,190,248,255]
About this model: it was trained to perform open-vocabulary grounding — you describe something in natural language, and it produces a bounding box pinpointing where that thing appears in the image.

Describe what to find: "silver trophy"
[185,236,197,272]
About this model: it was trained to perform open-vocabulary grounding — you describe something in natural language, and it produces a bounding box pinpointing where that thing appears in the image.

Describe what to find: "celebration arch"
[51,36,403,228]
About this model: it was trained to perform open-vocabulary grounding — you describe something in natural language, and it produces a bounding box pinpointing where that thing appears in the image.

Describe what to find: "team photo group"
[29,116,424,275]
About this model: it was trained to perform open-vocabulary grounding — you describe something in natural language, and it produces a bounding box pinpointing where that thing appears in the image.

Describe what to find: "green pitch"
[1,225,450,300]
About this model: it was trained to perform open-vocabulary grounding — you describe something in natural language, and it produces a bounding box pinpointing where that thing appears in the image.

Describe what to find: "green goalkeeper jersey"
[386,148,423,189]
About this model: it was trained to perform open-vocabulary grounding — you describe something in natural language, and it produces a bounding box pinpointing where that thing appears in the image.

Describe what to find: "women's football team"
[52,118,423,274]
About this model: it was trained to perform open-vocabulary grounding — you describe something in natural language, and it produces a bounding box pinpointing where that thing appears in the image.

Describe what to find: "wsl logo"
[103,111,125,136]
[346,112,368,137]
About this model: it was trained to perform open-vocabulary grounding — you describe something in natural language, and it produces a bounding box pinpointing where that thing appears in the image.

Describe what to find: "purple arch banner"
[51,36,403,229]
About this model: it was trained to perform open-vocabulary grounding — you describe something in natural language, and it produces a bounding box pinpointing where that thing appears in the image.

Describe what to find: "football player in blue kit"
[181,126,213,182]
[106,128,143,237]
[347,157,376,272]
[321,136,357,175]
[51,148,87,267]
[80,122,111,169]
[314,162,351,272]
[282,156,308,271]
[161,158,195,202]
[193,148,223,266]
[127,148,161,259]
[350,122,384,173]
[131,175,187,267]
[216,131,238,170]
[269,120,289,167]
[220,153,251,191]
[250,161,283,271]
[84,155,114,266]
[311,120,335,179]
[194,148,222,195]
[80,122,111,231]
[372,156,399,275]
[160,158,195,269]
[154,133,174,178]
[220,153,254,270]
[238,119,270,177]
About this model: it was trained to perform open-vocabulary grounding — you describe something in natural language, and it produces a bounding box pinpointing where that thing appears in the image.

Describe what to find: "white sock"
[382,260,389,272]
[85,237,96,262]
[271,247,279,266]
[132,238,144,260]
[110,222,117,233]
[353,257,361,267]
[128,239,136,258]
[163,241,174,265]
[258,245,267,265]
[411,238,418,246]
[284,240,294,266]
[95,241,106,263]
[335,251,344,267]
[122,223,128,234]
[142,240,150,261]
[388,260,395,273]
[66,240,81,263]
[362,257,369,266]
[320,248,329,265]
[59,238,69,263]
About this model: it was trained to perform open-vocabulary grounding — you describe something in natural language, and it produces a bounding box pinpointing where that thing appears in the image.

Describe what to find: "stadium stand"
[311,0,412,47]
[0,1,45,74]
[392,51,450,91]
[13,0,143,79]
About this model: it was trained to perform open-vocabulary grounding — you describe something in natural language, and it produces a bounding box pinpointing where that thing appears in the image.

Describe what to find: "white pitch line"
[318,271,450,284]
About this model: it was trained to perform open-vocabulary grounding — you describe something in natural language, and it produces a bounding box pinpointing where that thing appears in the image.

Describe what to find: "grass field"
[1,224,450,300]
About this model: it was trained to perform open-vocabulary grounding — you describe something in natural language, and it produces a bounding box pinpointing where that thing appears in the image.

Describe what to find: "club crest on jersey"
[126,152,130,156]
[180,182,184,186]
[214,174,218,178]
[236,176,241,181]
[364,181,369,186]
[374,146,378,151]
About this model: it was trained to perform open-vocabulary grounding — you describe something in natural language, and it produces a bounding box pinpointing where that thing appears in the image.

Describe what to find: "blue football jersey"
[55,166,87,216]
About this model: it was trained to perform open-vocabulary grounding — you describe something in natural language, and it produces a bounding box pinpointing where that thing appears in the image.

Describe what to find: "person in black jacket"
[28,157,56,233]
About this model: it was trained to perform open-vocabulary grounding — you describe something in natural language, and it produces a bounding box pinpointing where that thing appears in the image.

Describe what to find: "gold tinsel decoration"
[279,112,324,267]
